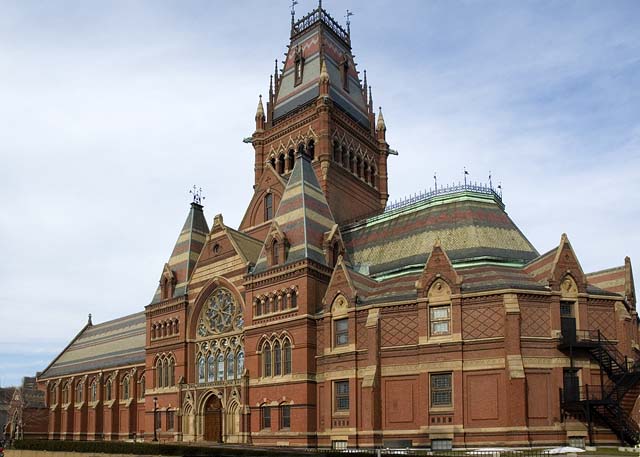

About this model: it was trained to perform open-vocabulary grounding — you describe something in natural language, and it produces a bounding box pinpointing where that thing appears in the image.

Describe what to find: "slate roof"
[226,228,263,265]
[253,153,336,273]
[151,202,209,304]
[342,191,539,278]
[274,7,369,127]
[39,312,145,379]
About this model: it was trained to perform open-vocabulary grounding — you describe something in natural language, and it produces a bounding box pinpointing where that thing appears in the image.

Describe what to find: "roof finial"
[290,0,298,27]
[368,86,373,112]
[88,313,93,326]
[363,69,368,92]
[345,9,354,35]
[318,0,322,9]
[274,58,279,83]
[190,185,205,205]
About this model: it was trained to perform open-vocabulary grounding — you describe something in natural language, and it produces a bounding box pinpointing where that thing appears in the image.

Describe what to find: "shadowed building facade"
[38,5,640,449]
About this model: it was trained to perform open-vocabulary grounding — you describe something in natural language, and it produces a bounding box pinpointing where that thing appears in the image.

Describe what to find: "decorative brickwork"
[381,313,418,347]
[462,305,504,339]
[520,304,550,337]
[589,306,616,340]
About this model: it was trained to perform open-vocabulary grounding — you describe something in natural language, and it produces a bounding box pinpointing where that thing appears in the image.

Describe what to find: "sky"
[0,0,639,387]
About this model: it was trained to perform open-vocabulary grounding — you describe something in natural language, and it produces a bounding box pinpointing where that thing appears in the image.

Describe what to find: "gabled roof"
[253,153,337,273]
[151,202,209,304]
[39,312,145,380]
[274,6,370,128]
[226,227,263,265]
[342,190,539,278]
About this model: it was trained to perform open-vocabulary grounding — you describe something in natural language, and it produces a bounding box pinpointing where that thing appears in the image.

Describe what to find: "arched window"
[237,350,245,378]
[75,381,83,403]
[227,352,235,380]
[122,375,130,400]
[62,382,69,404]
[281,293,288,310]
[291,290,298,308]
[156,358,164,388]
[297,143,305,158]
[356,156,362,177]
[169,358,175,386]
[264,193,273,220]
[272,240,279,265]
[163,359,169,388]
[274,341,282,376]
[263,343,272,377]
[269,156,276,169]
[332,242,340,267]
[341,147,348,166]
[333,141,340,162]
[217,354,224,380]
[105,379,112,401]
[198,356,205,383]
[207,355,215,382]
[151,325,156,339]
[284,340,292,375]
[50,384,57,405]
[278,153,285,174]
[90,379,97,402]
[308,140,315,160]
[138,376,145,399]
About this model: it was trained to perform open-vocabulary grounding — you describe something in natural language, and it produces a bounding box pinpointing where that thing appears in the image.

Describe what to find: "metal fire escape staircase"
[559,327,640,445]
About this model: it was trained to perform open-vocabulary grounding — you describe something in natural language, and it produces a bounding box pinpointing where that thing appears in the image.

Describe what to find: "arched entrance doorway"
[203,395,222,442]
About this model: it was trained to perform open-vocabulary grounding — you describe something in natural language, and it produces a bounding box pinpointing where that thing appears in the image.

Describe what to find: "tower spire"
[377,106,386,141]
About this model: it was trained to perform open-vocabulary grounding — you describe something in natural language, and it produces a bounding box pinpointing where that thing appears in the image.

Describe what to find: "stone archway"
[203,395,222,442]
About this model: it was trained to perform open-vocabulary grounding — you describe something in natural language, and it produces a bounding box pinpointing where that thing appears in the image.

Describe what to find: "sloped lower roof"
[227,227,263,264]
[151,202,209,304]
[39,312,145,379]
[342,191,539,278]
[253,153,337,273]
[587,265,626,296]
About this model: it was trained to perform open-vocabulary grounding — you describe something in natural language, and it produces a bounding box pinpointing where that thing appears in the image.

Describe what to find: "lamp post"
[152,397,158,442]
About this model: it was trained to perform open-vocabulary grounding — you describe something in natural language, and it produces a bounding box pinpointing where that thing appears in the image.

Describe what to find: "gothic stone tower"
[240,6,390,239]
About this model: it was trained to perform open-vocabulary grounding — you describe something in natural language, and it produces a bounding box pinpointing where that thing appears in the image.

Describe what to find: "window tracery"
[197,288,243,337]
[155,354,175,388]
[195,336,244,384]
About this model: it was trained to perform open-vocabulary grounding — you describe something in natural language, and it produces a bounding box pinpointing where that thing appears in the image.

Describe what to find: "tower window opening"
[269,156,276,170]
[356,156,362,178]
[307,140,315,161]
[264,193,273,220]
[287,149,295,170]
[278,153,285,174]
[332,242,340,267]
[333,141,340,162]
[341,54,349,92]
[341,147,348,166]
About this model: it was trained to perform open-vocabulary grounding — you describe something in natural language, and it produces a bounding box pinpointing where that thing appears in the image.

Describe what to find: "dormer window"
[294,45,304,86]
[272,240,279,265]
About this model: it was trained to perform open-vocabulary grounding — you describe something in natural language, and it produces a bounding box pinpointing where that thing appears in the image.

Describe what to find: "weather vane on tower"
[190,185,205,205]
[345,9,354,34]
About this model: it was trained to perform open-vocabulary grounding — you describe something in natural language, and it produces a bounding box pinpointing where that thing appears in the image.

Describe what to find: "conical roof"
[253,153,336,273]
[273,6,369,128]
[151,202,209,303]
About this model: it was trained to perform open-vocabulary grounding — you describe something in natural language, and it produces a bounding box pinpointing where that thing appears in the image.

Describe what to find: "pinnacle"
[256,94,265,119]
[377,106,386,131]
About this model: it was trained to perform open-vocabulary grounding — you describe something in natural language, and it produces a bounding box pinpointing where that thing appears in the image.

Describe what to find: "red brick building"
[38,5,640,449]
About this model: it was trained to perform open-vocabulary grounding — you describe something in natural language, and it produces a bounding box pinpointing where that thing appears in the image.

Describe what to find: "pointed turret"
[150,202,209,303]
[376,106,386,141]
[253,151,337,273]
[255,94,265,131]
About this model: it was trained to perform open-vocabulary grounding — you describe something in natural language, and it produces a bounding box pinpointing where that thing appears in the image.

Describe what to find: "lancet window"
[195,338,244,384]
[260,334,293,378]
[155,354,175,388]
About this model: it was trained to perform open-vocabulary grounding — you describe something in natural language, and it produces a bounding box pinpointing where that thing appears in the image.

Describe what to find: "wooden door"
[203,396,222,442]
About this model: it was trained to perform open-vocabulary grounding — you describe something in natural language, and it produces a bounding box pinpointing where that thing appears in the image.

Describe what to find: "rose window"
[197,288,243,337]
